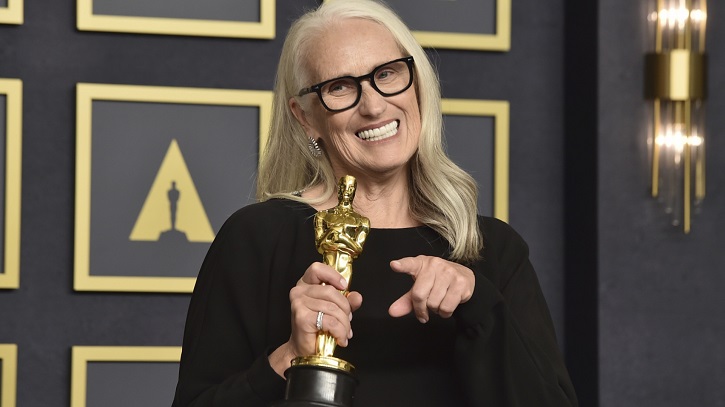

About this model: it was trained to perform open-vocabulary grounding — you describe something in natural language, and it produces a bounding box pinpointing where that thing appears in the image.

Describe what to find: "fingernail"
[344,338,349,346]
[349,313,353,321]
[391,260,401,268]
[348,329,353,339]
[418,317,427,324]
[340,278,348,289]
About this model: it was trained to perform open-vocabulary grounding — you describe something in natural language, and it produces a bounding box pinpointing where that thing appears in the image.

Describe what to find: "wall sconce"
[645,0,707,233]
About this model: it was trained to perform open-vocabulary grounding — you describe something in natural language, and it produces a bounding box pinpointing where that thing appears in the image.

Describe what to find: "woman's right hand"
[268,262,362,377]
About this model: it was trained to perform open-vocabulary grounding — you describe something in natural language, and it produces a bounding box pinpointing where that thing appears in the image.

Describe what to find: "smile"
[355,121,399,141]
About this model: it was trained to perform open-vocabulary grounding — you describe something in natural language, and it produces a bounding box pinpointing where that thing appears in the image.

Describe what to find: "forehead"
[303,18,403,82]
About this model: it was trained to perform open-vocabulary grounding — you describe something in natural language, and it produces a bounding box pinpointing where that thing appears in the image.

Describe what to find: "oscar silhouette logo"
[129,138,215,243]
[274,175,370,407]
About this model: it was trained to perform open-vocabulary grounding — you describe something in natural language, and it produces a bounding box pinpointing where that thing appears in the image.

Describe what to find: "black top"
[172,199,578,407]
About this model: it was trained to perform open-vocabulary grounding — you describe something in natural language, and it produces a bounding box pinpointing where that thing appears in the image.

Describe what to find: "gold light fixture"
[645,0,707,233]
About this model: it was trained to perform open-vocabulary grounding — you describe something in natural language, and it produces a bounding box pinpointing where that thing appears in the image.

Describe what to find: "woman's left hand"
[388,256,475,323]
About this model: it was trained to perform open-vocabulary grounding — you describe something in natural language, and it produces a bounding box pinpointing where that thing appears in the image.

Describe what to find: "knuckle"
[324,301,338,314]
[410,289,427,303]
[439,303,456,315]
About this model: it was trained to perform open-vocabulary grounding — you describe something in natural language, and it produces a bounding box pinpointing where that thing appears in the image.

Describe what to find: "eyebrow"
[317,58,397,82]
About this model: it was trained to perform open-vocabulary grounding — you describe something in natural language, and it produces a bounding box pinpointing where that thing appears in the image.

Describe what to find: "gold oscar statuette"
[292,175,370,372]
[273,175,369,407]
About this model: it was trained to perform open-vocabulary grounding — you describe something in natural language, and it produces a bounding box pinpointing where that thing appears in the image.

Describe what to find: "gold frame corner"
[441,98,510,222]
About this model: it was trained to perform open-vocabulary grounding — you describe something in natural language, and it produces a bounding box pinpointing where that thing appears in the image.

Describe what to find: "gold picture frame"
[0,79,21,289]
[0,0,22,25]
[0,344,18,407]
[322,0,510,51]
[75,83,273,293]
[71,346,181,407]
[77,0,274,39]
[442,98,509,221]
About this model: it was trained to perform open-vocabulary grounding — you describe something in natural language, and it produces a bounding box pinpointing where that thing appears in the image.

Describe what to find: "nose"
[356,81,387,117]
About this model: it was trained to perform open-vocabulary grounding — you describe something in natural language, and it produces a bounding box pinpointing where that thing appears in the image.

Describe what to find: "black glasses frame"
[297,56,415,112]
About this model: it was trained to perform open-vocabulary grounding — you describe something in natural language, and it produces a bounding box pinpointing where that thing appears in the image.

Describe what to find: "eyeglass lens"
[320,59,412,111]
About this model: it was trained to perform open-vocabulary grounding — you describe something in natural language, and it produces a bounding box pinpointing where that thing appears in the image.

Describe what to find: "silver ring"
[316,311,324,331]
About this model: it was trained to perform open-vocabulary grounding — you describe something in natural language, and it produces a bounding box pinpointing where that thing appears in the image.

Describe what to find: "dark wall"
[598,1,725,406]
[12,0,725,406]
[1,0,574,405]
[436,0,566,337]
[0,2,307,405]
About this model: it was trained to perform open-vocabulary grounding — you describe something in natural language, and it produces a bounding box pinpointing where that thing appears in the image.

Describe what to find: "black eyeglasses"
[297,56,415,112]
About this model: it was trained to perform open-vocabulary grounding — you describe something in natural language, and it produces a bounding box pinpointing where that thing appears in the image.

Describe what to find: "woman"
[172,1,578,406]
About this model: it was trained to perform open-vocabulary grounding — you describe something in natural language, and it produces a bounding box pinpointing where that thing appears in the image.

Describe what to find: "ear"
[289,97,316,137]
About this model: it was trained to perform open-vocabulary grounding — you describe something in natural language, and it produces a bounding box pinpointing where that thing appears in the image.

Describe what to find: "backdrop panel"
[71,346,180,407]
[74,84,273,293]
[0,79,21,290]
[323,0,511,51]
[443,98,509,221]
[77,0,275,38]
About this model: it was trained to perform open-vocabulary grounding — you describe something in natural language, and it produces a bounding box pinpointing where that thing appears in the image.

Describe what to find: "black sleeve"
[452,218,578,407]
[171,206,287,407]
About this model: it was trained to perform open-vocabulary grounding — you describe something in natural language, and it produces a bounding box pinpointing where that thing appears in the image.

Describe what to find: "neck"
[337,169,419,228]
[304,166,420,228]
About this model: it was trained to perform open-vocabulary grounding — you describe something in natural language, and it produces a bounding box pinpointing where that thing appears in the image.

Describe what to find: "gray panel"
[92,0,260,22]
[599,1,725,406]
[86,362,178,407]
[89,101,258,278]
[386,0,495,35]
[443,115,494,216]
[0,0,7,9]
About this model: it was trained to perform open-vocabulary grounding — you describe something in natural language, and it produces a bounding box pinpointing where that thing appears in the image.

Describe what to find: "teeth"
[356,121,398,141]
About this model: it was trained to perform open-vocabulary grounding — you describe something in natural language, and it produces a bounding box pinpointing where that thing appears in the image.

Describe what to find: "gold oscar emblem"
[291,175,370,373]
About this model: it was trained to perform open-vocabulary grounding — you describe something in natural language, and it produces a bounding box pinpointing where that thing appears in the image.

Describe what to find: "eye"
[323,78,356,96]
[375,65,402,84]
[376,68,394,81]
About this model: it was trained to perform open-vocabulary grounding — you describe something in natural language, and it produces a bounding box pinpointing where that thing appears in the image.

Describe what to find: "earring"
[308,137,322,157]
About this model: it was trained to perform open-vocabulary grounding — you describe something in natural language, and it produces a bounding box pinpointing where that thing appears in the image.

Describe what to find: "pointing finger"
[390,257,423,278]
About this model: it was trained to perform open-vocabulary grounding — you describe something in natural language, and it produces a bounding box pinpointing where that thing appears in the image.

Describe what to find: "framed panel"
[442,98,509,221]
[77,0,274,39]
[0,0,22,25]
[75,83,273,293]
[71,346,181,407]
[0,344,17,407]
[0,79,21,289]
[323,0,510,51]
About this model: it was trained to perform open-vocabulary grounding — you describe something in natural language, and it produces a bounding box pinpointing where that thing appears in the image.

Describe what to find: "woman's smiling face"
[290,18,421,181]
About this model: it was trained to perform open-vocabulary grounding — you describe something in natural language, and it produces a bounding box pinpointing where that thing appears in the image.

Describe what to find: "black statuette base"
[271,364,358,407]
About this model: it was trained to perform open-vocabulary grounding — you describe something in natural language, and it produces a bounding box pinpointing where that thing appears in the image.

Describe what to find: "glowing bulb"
[688,135,703,147]
[655,131,702,149]
[691,9,706,23]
